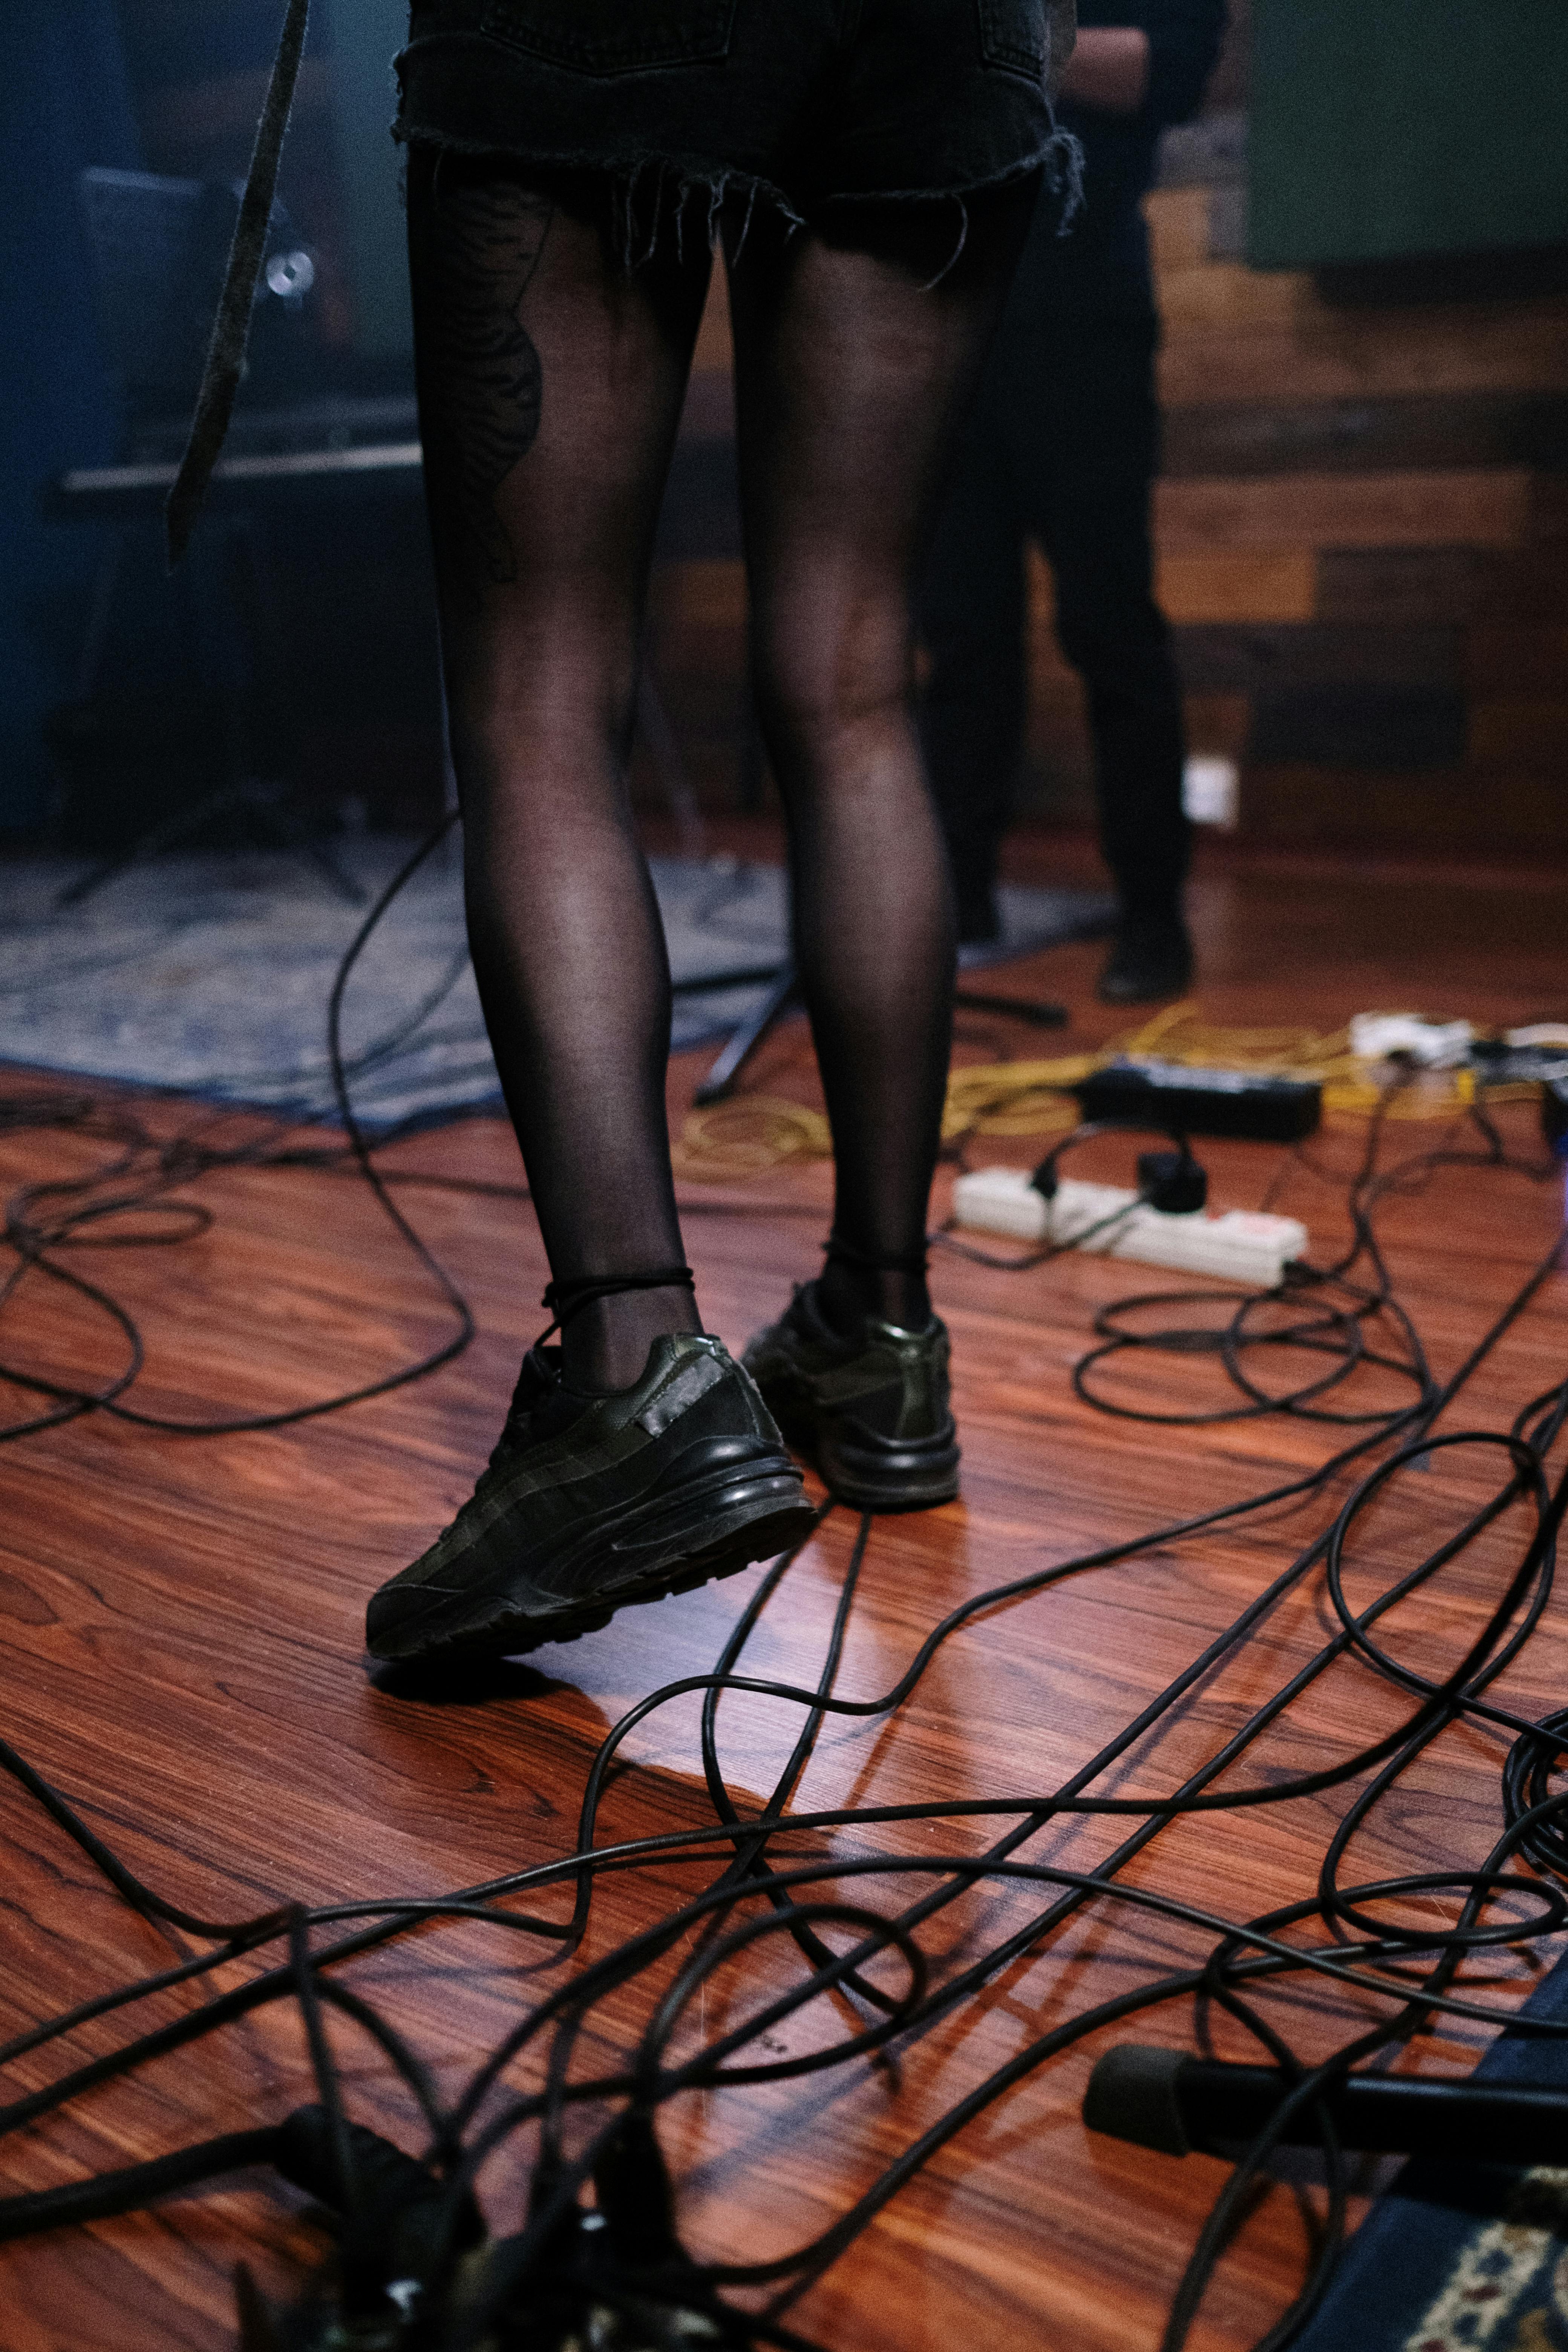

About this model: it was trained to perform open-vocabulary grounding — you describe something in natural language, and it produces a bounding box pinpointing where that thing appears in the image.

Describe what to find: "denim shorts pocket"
[479,0,738,75]
[975,0,1048,84]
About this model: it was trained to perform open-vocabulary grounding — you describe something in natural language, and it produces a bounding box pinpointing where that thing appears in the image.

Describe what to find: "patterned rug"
[1293,1948,1568,2352]
[0,841,1114,1129]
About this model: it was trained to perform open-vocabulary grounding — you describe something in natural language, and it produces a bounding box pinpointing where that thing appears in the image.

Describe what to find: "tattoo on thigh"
[421,177,554,588]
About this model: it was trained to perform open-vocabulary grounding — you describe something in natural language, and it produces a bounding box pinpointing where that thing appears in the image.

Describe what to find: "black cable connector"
[1136,1147,1208,1216]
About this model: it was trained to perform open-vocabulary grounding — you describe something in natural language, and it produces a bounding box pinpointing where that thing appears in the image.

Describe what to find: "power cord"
[2,854,1567,2347]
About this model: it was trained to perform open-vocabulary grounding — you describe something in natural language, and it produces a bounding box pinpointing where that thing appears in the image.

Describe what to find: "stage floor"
[0,839,1563,2351]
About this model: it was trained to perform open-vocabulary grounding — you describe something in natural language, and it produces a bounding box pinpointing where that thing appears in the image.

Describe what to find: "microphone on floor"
[1083,2044,1568,2167]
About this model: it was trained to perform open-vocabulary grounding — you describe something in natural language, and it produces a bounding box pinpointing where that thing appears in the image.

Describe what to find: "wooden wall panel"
[1239,762,1564,849]
[1158,314,1568,412]
[1155,470,1537,553]
[1249,686,1467,769]
[649,148,1566,850]
[1162,392,1568,480]
[1468,699,1568,769]
[1148,167,1566,851]
[1314,548,1495,626]
[1156,260,1308,332]
[1155,553,1316,625]
[1175,626,1461,693]
[1179,691,1252,761]
[1465,625,1568,695]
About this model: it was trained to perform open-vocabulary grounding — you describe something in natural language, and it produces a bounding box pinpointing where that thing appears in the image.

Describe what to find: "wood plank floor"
[0,841,1564,2351]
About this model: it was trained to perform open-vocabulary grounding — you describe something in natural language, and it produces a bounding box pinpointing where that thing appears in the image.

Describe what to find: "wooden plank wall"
[104,2,1568,854]
[1141,156,1568,853]
[652,124,1568,857]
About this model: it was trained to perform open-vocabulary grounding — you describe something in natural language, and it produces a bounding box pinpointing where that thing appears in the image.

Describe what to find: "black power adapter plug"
[591,2107,682,2271]
[1136,1148,1208,1216]
[1030,1127,1209,1216]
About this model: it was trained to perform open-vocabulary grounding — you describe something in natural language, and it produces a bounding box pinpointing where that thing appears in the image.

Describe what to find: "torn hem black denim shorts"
[396,0,1074,222]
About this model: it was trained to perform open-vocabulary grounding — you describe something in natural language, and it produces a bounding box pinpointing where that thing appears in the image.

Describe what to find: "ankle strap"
[541,1266,695,1331]
[824,1234,929,1278]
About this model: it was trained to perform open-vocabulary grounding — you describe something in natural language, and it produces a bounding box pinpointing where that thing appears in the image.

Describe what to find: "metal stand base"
[689,964,1069,1107]
[57,777,366,911]
[692,966,799,1106]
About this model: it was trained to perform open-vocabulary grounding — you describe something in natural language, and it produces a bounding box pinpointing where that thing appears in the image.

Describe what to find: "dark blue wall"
[0,5,140,833]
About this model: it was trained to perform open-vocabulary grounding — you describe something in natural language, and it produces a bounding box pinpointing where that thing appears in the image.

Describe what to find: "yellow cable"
[673,1097,833,1176]
[673,1001,1531,1176]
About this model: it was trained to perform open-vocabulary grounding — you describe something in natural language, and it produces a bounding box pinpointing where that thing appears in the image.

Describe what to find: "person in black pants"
[920,0,1227,1003]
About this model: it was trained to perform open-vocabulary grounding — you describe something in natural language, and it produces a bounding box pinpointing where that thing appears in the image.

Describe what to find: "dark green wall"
[1249,0,1568,268]
[322,0,412,359]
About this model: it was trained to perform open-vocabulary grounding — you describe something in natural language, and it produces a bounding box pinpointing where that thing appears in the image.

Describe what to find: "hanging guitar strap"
[164,0,311,567]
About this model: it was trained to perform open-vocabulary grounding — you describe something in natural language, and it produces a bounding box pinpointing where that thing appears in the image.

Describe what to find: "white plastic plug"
[1349,1014,1474,1068]
[1182,755,1240,830]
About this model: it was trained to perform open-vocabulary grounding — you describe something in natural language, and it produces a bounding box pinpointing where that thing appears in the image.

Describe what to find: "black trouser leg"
[1025,313,1188,921]
[920,304,1190,929]
[917,416,1027,942]
[1050,511,1189,917]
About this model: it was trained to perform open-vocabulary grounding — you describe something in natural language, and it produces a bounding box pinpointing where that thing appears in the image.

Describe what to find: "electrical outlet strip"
[951,1168,1309,1288]
[1349,1013,1474,1068]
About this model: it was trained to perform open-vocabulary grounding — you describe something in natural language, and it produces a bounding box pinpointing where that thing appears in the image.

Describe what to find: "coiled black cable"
[2,886,1568,2344]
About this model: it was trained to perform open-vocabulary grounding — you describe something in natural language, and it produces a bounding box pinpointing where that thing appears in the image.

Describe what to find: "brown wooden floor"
[0,841,1565,2351]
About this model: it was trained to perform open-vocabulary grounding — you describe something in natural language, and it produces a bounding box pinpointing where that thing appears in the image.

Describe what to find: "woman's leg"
[368,158,816,1666]
[408,152,710,1392]
[727,186,1040,1334]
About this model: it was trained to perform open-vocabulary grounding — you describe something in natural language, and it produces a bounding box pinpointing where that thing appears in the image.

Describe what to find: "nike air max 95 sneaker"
[742,1284,960,1512]
[365,1334,818,1666]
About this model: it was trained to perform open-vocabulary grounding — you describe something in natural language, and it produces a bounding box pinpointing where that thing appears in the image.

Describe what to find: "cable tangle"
[0,864,1565,2345]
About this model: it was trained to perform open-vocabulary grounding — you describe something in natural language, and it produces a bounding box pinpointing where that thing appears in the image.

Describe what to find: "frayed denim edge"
[396,123,804,267]
[817,126,1085,289]
[395,121,1083,279]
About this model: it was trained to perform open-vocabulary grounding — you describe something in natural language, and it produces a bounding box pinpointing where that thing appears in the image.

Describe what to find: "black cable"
[3,990,1568,2346]
[0,816,474,1438]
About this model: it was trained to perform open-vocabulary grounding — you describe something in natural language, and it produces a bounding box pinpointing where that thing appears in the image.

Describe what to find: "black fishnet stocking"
[409,152,1035,1387]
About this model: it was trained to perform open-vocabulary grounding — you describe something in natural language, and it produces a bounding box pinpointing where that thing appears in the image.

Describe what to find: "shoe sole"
[768,1400,961,1515]
[368,1465,819,1667]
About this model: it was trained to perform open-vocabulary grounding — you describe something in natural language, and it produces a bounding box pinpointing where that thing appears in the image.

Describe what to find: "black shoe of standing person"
[743,1282,960,1513]
[1097,913,1194,1006]
[366,1333,818,1668]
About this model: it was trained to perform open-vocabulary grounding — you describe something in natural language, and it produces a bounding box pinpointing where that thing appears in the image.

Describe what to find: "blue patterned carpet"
[1288,1948,1568,2352]
[0,842,1113,1129]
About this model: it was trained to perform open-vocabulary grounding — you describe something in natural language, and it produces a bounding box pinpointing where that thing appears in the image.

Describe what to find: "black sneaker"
[742,1285,960,1513]
[1097,914,1194,1006]
[365,1334,818,1666]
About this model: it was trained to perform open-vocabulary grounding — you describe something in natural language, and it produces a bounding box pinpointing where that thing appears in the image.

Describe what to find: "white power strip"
[951,1167,1309,1288]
